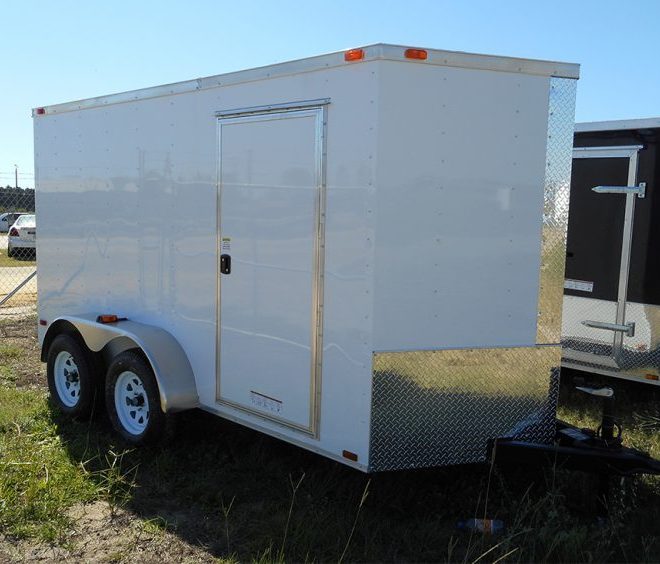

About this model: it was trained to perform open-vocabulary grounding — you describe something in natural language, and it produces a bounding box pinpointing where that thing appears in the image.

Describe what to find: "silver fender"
[42,314,198,413]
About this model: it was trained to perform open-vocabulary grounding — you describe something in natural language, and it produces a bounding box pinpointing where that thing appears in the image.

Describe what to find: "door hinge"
[592,182,646,198]
[582,320,635,337]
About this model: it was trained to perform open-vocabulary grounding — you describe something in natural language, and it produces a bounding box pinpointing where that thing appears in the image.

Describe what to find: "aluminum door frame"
[214,101,328,437]
[563,145,642,366]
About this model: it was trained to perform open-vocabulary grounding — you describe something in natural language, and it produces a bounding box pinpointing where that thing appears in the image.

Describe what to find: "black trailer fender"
[41,314,198,413]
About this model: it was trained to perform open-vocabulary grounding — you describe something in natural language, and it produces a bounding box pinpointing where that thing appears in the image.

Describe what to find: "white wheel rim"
[53,351,81,407]
[115,371,150,435]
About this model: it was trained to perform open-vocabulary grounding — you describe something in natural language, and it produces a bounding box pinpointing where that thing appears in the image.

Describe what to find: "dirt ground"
[0,309,42,388]
[0,502,217,563]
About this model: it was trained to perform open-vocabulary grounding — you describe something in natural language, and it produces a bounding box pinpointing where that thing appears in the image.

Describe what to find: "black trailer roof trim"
[573,145,644,158]
[576,117,660,133]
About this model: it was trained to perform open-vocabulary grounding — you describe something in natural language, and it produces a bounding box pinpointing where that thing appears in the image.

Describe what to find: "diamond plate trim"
[536,77,577,344]
[369,346,561,471]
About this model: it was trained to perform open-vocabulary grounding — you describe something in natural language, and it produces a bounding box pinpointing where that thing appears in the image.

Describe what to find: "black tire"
[105,350,166,445]
[7,246,13,258]
[46,334,98,419]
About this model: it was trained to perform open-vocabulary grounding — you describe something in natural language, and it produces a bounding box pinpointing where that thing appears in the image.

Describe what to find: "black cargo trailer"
[562,117,660,385]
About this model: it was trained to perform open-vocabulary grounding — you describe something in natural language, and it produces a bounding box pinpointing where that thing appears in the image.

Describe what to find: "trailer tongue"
[494,377,660,515]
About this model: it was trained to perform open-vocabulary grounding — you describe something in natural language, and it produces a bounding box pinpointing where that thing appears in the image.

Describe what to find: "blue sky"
[2,0,659,187]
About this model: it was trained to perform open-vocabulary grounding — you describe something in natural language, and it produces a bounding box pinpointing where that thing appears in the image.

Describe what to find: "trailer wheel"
[46,334,97,419]
[106,350,165,445]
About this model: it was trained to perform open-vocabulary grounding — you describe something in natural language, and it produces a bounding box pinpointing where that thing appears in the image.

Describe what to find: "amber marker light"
[344,48,364,62]
[404,48,428,60]
[97,314,120,324]
[342,450,359,462]
[645,374,659,381]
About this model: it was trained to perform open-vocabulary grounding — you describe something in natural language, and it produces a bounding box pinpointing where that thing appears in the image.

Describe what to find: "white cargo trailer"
[34,44,579,472]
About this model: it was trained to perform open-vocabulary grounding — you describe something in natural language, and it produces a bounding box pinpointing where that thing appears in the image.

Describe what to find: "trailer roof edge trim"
[576,117,660,132]
[32,43,579,116]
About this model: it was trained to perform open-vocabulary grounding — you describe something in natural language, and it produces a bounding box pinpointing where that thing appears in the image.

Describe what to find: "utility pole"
[14,164,18,189]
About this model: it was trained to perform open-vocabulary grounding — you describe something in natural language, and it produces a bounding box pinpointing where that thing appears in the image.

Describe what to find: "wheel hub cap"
[53,351,81,408]
[115,371,150,435]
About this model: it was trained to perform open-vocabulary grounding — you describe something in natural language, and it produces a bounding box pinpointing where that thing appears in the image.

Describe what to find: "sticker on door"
[564,279,594,293]
[250,391,283,414]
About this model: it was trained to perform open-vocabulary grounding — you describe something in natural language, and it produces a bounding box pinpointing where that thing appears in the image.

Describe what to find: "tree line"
[0,186,35,212]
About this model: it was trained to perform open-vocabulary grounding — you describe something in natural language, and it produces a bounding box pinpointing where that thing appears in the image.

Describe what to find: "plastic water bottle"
[456,518,505,535]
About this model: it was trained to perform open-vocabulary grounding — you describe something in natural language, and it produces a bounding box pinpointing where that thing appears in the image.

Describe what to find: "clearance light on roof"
[404,48,428,60]
[344,48,364,62]
[35,108,46,115]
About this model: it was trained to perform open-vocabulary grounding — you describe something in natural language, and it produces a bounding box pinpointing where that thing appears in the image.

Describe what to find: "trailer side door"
[216,105,326,435]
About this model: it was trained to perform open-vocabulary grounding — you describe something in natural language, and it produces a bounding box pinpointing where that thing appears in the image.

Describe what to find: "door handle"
[220,254,231,275]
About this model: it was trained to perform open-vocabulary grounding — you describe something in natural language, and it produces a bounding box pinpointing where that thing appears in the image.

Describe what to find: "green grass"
[0,344,21,359]
[0,345,22,383]
[0,386,658,561]
[0,387,99,541]
[1,346,659,560]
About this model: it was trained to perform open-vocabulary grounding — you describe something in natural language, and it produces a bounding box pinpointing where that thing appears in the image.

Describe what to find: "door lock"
[220,254,231,275]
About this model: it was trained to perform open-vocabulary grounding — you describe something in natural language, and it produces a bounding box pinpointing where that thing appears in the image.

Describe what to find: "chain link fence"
[0,185,37,316]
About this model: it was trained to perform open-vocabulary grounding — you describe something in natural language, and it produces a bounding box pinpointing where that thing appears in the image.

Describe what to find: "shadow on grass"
[49,389,660,563]
[51,406,502,561]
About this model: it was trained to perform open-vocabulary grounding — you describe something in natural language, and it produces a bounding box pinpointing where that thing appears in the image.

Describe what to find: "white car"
[7,214,36,258]
[0,212,23,233]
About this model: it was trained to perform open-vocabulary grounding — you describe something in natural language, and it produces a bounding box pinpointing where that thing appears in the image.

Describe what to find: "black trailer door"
[562,145,642,366]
